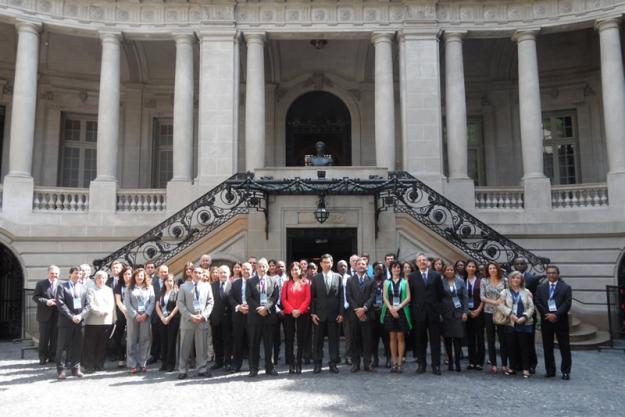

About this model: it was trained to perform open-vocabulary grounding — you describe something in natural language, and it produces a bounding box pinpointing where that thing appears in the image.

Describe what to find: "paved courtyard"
[0,341,624,417]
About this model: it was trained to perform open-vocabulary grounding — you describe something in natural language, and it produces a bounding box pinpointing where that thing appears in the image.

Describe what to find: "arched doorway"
[0,243,23,339]
[286,91,352,166]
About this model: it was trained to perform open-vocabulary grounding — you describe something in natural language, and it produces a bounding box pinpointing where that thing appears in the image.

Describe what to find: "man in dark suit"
[408,253,445,375]
[33,265,60,365]
[55,266,91,380]
[246,258,279,377]
[105,260,123,289]
[535,264,572,380]
[346,257,376,372]
[210,265,233,371]
[514,257,540,373]
[229,262,252,372]
[310,253,344,374]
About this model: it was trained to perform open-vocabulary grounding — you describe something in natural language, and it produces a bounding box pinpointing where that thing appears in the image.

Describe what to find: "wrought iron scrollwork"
[94,171,549,275]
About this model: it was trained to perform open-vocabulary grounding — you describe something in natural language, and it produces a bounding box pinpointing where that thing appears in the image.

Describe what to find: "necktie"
[549,283,556,299]
[194,283,199,300]
[219,282,225,299]
[468,281,473,296]
[359,277,365,289]
[325,274,330,291]
[422,271,428,285]
[260,278,265,293]
[242,281,246,303]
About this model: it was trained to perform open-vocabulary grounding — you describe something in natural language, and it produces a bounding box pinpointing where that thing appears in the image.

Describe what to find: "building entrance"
[286,91,351,166]
[0,243,23,339]
[286,227,357,267]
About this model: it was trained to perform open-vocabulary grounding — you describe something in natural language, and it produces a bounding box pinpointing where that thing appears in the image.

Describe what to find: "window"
[58,114,97,187]
[152,118,173,188]
[542,111,579,185]
[442,116,486,186]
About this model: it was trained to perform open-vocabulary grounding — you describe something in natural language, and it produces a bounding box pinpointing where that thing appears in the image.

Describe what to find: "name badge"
[375,294,383,306]
[548,299,557,312]
[392,296,400,307]
[468,299,475,309]
[513,302,519,316]
[193,299,202,313]
[260,292,268,306]
[452,296,461,309]
[163,309,169,317]
[137,299,146,313]
[72,297,82,310]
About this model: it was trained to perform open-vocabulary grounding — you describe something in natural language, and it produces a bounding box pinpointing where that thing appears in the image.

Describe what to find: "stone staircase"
[565,316,611,350]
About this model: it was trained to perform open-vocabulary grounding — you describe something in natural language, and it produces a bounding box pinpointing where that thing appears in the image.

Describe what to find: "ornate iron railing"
[94,171,549,275]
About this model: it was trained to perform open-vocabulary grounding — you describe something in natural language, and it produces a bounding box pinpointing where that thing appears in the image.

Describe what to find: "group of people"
[32,252,573,381]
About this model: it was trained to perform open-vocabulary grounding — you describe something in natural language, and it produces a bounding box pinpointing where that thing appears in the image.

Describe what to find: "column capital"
[172,32,196,44]
[398,29,441,42]
[197,29,237,42]
[595,16,622,32]
[99,31,122,44]
[371,31,395,45]
[512,29,540,43]
[15,19,42,35]
[244,32,266,44]
[443,31,468,42]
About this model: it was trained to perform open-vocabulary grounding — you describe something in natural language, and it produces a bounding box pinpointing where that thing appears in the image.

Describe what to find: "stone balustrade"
[33,187,89,212]
[551,183,609,209]
[475,187,525,210]
[117,189,167,213]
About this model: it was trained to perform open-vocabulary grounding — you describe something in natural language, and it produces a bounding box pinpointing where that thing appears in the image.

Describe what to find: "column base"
[445,177,475,210]
[2,175,34,215]
[410,173,446,194]
[607,172,625,210]
[166,179,195,215]
[88,180,117,213]
[522,176,552,212]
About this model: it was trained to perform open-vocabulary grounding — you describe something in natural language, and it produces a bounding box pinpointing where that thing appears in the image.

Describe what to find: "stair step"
[569,316,581,330]
[569,323,599,342]
[568,331,611,350]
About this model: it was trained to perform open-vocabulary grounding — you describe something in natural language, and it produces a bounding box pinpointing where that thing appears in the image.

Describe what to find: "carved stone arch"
[273,74,362,166]
[0,230,26,339]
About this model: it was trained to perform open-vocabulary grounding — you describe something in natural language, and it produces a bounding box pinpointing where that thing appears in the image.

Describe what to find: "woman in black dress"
[155,273,180,372]
[381,261,412,373]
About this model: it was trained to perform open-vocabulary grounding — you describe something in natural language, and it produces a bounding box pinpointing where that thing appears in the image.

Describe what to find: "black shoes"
[248,369,258,377]
[146,357,157,365]
[372,358,379,368]
[364,366,376,373]
[210,363,223,370]
[197,371,212,378]
[544,372,556,378]
[416,365,426,374]
[432,367,441,375]
[562,373,570,380]
[177,373,187,380]
[385,358,392,369]
[351,365,360,373]
[266,368,278,376]
[329,364,339,374]
[313,364,322,374]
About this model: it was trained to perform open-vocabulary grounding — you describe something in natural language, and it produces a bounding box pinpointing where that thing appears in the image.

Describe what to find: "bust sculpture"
[307,141,334,166]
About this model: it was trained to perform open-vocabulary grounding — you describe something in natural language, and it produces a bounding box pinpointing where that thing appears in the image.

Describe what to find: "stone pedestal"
[522,177,552,212]
[2,175,34,215]
[88,180,117,213]
[445,177,475,210]
[607,172,625,211]
[166,179,195,215]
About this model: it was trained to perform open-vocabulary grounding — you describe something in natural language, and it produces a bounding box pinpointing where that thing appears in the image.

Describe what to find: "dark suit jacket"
[465,276,482,308]
[345,274,376,320]
[310,272,345,321]
[56,280,91,328]
[246,275,279,324]
[228,278,248,324]
[210,280,232,325]
[105,275,119,290]
[33,279,59,322]
[535,279,572,321]
[522,271,539,296]
[408,269,445,322]
[158,289,179,316]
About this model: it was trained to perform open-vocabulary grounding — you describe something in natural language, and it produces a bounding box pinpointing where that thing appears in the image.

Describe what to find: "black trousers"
[56,325,84,371]
[414,314,441,368]
[506,331,531,371]
[313,318,341,365]
[484,313,508,367]
[284,314,310,365]
[350,316,373,366]
[38,318,57,361]
[466,312,485,366]
[231,314,247,370]
[159,317,180,369]
[444,337,463,368]
[247,320,276,372]
[110,317,126,361]
[211,319,233,366]
[529,322,538,369]
[371,311,389,361]
[273,315,285,363]
[83,325,109,370]
[541,319,572,374]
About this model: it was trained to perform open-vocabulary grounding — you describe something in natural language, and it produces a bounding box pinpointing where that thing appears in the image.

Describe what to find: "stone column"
[398,30,444,190]
[245,32,265,172]
[90,32,121,213]
[443,31,474,206]
[3,20,41,213]
[197,30,238,189]
[596,17,625,209]
[514,30,550,210]
[172,33,195,182]
[372,32,396,172]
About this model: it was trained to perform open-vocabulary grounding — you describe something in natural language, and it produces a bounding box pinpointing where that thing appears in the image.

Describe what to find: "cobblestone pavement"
[1,341,624,417]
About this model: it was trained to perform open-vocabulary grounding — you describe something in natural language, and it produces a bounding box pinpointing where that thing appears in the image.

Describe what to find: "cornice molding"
[0,1,622,37]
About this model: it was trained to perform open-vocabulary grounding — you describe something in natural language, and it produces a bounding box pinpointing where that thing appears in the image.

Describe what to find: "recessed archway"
[285,91,352,166]
[0,242,24,339]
